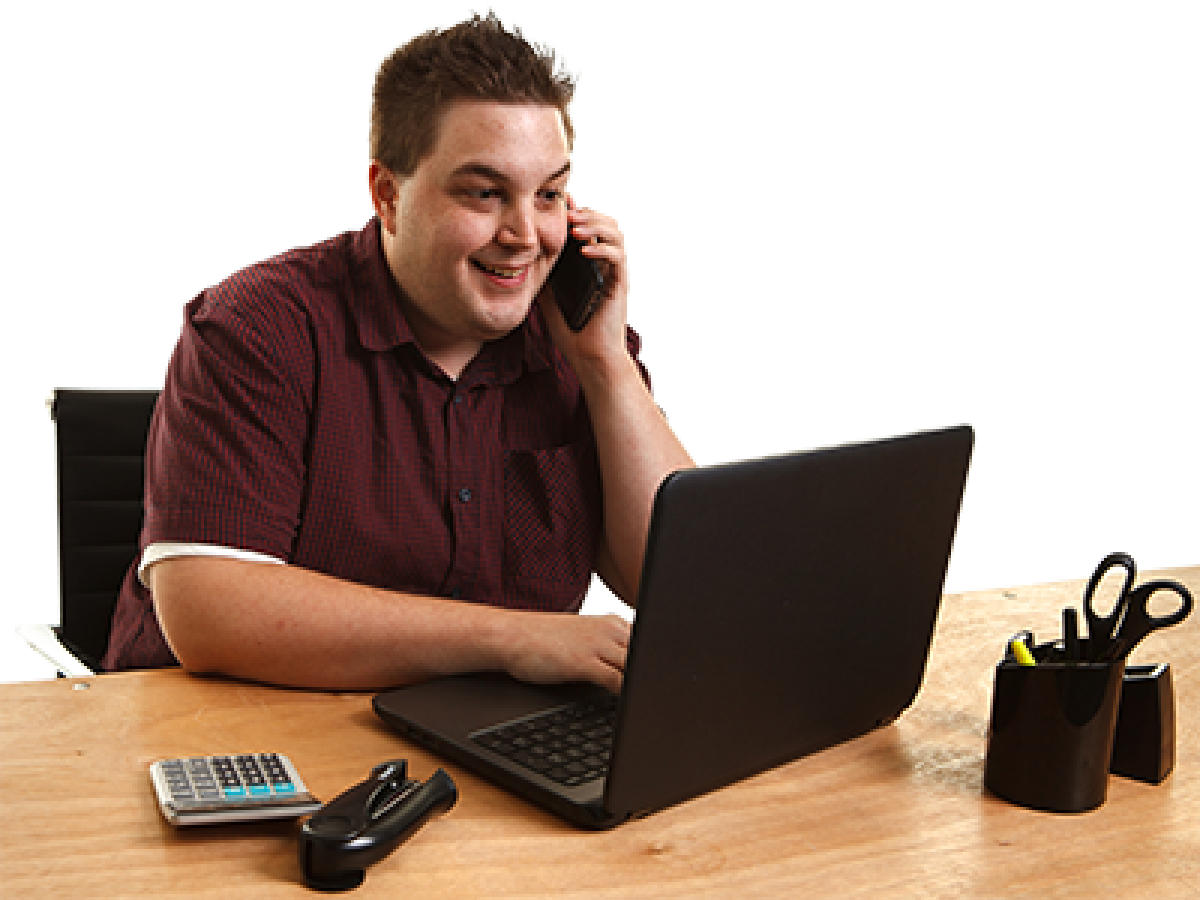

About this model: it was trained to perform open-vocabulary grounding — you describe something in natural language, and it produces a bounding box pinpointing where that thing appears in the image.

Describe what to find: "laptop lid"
[603,424,973,819]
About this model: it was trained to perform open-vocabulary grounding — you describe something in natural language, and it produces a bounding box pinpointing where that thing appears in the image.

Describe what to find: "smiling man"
[101,14,693,692]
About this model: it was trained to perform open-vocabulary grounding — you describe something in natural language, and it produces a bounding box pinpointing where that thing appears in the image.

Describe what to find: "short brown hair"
[371,13,576,176]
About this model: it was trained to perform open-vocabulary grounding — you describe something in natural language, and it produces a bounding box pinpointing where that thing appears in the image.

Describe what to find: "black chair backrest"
[51,389,159,671]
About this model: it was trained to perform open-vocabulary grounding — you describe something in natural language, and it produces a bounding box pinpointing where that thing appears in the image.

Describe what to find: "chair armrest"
[12,624,94,681]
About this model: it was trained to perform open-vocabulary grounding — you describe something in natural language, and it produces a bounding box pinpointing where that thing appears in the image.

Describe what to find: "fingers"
[561,195,624,254]
[587,659,624,695]
[594,661,623,695]
[504,612,631,694]
[568,207,623,260]
[565,613,629,693]
[588,615,631,693]
[538,202,622,309]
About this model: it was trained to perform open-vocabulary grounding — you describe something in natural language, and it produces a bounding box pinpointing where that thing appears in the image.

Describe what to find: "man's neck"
[397,302,481,381]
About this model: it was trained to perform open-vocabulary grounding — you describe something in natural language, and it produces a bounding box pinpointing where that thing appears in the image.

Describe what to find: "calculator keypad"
[160,753,299,801]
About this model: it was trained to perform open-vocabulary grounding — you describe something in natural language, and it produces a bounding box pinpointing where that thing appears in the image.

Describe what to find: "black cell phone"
[547,234,605,331]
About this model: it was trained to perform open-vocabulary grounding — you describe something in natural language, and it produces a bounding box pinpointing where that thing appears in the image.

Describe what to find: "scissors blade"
[1082,552,1137,660]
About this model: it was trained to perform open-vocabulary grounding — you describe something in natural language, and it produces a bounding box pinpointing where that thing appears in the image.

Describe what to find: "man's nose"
[498,202,538,248]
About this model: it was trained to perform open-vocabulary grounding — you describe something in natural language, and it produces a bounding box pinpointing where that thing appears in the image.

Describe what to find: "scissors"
[1082,552,1193,663]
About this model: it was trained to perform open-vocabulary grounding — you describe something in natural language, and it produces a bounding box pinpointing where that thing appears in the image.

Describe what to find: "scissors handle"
[1095,580,1194,663]
[1133,581,1194,628]
[1082,552,1137,651]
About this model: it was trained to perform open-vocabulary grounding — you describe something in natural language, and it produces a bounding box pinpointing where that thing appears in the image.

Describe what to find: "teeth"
[475,260,524,278]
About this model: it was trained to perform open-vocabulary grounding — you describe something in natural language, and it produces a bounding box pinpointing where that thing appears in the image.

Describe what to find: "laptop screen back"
[604,426,974,819]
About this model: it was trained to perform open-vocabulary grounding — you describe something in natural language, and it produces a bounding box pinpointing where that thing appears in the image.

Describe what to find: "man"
[101,14,693,692]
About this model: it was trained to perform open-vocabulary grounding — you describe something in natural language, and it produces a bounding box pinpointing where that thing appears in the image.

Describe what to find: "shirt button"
[458,488,472,503]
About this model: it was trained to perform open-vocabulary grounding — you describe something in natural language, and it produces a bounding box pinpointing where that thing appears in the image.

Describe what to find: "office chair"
[20,389,159,676]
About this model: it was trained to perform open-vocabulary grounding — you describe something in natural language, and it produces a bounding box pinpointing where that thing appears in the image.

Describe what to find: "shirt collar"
[348,217,552,384]
[348,217,419,353]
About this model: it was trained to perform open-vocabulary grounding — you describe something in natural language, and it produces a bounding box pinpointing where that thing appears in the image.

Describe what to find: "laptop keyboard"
[470,696,617,787]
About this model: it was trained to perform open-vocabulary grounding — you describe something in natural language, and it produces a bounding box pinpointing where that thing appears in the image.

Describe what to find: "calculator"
[150,753,322,826]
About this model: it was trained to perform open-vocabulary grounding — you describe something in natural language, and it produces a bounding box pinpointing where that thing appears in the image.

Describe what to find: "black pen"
[1063,607,1080,663]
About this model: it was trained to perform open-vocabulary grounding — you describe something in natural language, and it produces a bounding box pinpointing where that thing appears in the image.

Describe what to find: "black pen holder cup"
[1111,663,1175,784]
[983,655,1125,813]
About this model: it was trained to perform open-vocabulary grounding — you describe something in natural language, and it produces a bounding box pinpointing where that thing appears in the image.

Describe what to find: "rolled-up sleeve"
[142,276,315,560]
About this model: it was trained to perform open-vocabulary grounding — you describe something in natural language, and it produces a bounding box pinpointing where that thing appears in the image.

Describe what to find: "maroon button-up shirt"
[103,218,647,671]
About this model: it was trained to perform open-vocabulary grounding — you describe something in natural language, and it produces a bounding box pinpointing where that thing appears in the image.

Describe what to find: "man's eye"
[470,188,500,200]
[538,189,564,204]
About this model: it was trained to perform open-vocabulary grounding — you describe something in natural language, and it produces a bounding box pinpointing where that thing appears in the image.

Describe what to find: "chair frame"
[12,386,159,676]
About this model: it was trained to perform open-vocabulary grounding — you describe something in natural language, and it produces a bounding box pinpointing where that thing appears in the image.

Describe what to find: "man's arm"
[149,557,630,692]
[572,347,691,605]
[542,204,696,604]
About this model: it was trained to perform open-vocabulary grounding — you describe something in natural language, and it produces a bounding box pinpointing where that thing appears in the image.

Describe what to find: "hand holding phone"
[548,231,605,332]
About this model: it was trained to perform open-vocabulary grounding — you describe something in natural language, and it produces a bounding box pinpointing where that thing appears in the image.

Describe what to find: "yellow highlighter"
[1009,638,1037,667]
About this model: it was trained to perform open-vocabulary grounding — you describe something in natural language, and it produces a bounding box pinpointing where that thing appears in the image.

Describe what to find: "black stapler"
[299,760,457,891]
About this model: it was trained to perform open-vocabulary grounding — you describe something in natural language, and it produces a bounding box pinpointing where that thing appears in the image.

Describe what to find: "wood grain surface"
[2,567,1197,897]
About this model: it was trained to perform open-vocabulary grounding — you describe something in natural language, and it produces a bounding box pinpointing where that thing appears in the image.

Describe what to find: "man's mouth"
[471,259,530,282]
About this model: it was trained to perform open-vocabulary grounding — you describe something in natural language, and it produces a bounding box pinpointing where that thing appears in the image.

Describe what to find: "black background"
[9,12,1190,676]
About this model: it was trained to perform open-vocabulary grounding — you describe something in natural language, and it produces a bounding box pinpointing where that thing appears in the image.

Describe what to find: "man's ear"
[369,161,400,234]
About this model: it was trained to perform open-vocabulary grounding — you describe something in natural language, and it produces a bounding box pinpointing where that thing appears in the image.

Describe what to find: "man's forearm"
[148,557,631,692]
[573,351,695,604]
[150,557,502,689]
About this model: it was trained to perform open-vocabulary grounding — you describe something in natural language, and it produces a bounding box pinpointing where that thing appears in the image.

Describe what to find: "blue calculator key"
[248,784,272,796]
[273,782,296,794]
[223,785,247,798]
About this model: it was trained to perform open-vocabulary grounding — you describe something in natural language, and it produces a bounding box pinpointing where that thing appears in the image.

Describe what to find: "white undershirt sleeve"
[138,542,286,588]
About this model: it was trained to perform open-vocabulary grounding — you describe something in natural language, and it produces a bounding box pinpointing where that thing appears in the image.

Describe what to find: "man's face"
[375,100,571,370]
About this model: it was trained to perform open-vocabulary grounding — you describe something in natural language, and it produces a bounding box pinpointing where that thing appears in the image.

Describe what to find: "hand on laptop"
[500,612,630,695]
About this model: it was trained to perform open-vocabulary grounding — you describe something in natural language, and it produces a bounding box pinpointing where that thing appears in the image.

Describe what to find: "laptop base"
[375,674,619,829]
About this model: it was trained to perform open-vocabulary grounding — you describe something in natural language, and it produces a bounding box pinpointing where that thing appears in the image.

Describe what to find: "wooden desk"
[3,567,1198,897]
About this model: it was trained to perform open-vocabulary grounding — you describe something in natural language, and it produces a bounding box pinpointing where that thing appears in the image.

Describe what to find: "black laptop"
[374,425,974,829]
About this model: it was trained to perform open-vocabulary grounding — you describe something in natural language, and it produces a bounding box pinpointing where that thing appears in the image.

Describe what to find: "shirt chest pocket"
[502,438,601,609]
